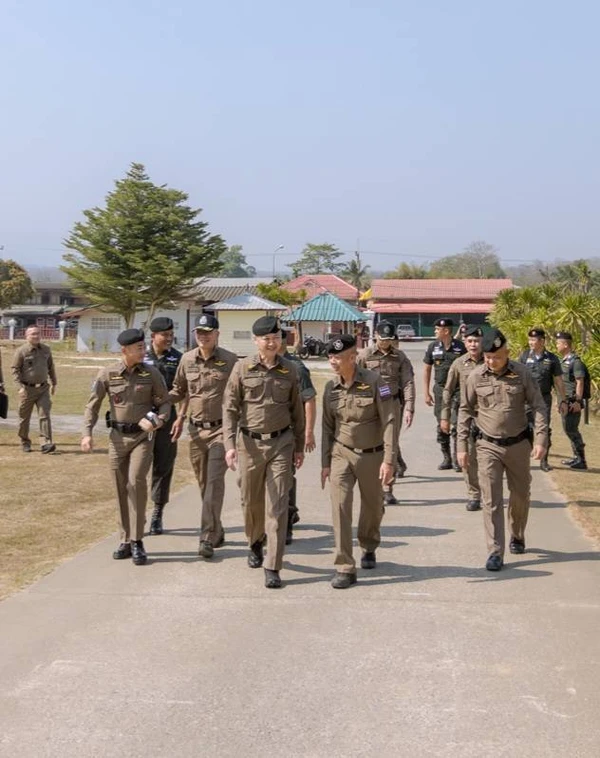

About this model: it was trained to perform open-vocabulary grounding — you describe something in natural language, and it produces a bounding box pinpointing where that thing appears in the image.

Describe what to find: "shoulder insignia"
[276,367,289,374]
[138,370,150,377]
[357,383,371,391]
[379,383,392,399]
[214,360,226,366]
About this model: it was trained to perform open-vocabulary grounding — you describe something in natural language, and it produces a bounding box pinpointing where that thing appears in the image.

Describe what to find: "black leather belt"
[23,382,47,388]
[336,440,384,454]
[190,418,222,429]
[240,426,290,440]
[478,429,530,447]
[110,421,142,434]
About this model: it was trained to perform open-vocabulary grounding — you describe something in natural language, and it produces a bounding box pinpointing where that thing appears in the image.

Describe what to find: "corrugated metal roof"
[369,278,513,300]
[207,293,287,311]
[192,277,274,302]
[282,274,360,300]
[287,292,365,322]
[373,302,491,314]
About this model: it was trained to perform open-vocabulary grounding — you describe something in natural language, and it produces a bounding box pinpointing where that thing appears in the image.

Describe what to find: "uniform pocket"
[271,379,291,403]
[242,377,265,402]
[475,385,494,409]
[108,382,128,406]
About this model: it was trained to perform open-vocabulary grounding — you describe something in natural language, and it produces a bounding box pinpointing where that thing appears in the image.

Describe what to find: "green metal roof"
[286,292,365,322]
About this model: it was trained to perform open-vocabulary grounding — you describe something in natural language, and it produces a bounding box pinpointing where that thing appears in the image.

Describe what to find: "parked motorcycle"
[298,336,327,359]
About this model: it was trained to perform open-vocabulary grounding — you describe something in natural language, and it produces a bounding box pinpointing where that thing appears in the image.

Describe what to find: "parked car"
[395,323,416,340]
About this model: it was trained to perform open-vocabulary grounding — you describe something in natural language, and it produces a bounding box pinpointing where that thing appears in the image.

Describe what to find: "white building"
[206,293,287,357]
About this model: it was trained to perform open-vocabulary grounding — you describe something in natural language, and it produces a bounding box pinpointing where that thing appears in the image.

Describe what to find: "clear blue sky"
[1,0,599,274]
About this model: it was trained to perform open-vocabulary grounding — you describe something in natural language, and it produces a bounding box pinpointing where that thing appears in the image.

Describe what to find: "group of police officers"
[1,314,588,586]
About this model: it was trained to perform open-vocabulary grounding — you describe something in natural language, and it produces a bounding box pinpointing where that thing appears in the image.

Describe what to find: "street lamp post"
[272,244,284,278]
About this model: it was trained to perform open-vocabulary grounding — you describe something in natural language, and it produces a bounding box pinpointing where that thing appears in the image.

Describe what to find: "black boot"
[396,453,407,479]
[149,504,164,535]
[131,540,148,565]
[540,455,552,472]
[570,447,588,470]
[451,437,462,472]
[438,441,452,470]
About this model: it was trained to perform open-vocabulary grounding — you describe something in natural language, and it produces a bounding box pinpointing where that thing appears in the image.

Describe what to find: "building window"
[233,330,251,339]
[91,317,122,330]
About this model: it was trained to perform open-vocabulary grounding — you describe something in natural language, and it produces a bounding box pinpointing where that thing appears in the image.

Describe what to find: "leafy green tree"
[0,259,35,308]
[256,283,306,306]
[382,262,429,279]
[341,252,370,294]
[549,259,600,296]
[429,240,505,279]
[219,245,257,277]
[288,242,344,278]
[62,163,227,326]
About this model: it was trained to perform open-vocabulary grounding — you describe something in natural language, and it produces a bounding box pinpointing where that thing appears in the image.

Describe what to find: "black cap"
[326,334,356,355]
[463,325,483,338]
[434,318,454,328]
[482,329,507,353]
[376,321,396,339]
[528,328,545,338]
[555,331,573,341]
[150,316,174,333]
[195,314,219,331]
[252,316,280,336]
[118,328,145,346]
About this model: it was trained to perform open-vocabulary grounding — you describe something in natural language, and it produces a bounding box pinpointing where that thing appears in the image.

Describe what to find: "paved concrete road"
[1,345,599,757]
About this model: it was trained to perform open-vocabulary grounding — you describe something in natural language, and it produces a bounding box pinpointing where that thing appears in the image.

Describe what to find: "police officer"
[277,329,317,544]
[170,314,237,558]
[423,318,467,470]
[517,328,566,472]
[321,335,395,589]
[81,329,171,565]
[223,316,305,589]
[357,320,415,505]
[440,325,484,511]
[457,329,548,571]
[555,331,588,470]
[144,316,183,534]
[11,325,57,453]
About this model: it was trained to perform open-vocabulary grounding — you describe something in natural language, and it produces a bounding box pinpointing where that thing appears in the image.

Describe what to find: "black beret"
[434,318,454,328]
[252,316,280,336]
[463,325,483,338]
[150,316,174,333]
[195,314,219,331]
[118,328,145,346]
[528,328,545,338]
[326,334,356,355]
[376,321,396,339]
[555,331,573,341]
[482,329,506,353]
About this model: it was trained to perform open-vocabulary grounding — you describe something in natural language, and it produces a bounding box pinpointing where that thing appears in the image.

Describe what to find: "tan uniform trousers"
[384,401,402,494]
[18,386,52,444]
[109,430,154,542]
[330,442,385,574]
[476,437,531,556]
[189,425,227,544]
[237,429,294,571]
[464,435,480,500]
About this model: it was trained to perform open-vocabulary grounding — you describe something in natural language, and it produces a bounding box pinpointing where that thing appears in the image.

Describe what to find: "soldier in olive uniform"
[440,325,484,511]
[11,325,58,453]
[357,320,415,505]
[277,329,317,544]
[423,318,467,470]
[458,329,548,571]
[321,335,395,589]
[223,316,305,589]
[81,329,171,565]
[170,314,238,558]
[517,328,566,472]
[555,331,588,470]
[144,316,183,534]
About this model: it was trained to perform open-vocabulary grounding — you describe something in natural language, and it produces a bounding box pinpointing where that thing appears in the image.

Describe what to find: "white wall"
[215,310,273,357]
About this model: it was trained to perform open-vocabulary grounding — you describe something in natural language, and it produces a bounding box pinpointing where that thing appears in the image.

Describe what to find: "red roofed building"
[281,274,361,303]
[362,278,514,337]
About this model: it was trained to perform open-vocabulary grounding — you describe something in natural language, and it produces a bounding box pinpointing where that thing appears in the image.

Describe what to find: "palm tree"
[341,252,370,301]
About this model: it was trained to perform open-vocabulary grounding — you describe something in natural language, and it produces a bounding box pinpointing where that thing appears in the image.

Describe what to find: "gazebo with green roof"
[285,291,367,347]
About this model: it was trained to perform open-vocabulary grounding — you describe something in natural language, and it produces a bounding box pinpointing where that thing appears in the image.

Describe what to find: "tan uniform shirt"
[222,354,305,452]
[322,365,396,467]
[440,355,483,421]
[83,361,170,436]
[458,360,548,453]
[0,349,4,389]
[169,346,238,421]
[357,345,415,412]
[11,343,57,387]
